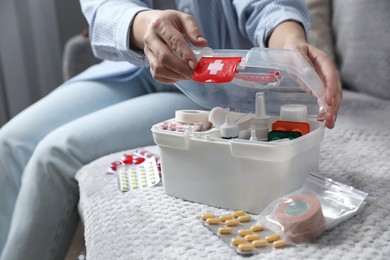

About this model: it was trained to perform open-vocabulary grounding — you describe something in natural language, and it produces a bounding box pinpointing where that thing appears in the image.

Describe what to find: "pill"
[206,218,221,225]
[238,243,255,252]
[272,240,287,249]
[121,155,133,165]
[237,215,251,222]
[231,237,248,246]
[160,122,169,130]
[110,161,123,171]
[238,229,253,236]
[201,214,215,220]
[250,225,264,232]
[218,227,233,235]
[232,210,246,218]
[245,234,260,241]
[252,239,268,248]
[219,215,233,222]
[265,234,280,242]
[134,157,145,164]
[225,219,239,226]
[137,149,146,155]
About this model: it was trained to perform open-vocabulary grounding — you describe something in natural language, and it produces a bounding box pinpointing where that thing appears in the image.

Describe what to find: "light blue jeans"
[0,69,204,260]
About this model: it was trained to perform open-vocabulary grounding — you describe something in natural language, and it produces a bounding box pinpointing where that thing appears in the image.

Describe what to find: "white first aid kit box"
[152,47,327,214]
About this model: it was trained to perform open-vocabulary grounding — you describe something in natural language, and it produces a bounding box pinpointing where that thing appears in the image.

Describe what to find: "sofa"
[65,0,390,258]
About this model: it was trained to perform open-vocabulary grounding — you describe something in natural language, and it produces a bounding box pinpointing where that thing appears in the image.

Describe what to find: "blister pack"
[200,210,287,255]
[117,158,160,192]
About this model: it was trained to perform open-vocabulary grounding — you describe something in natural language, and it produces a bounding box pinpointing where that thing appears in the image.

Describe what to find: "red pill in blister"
[110,161,124,171]
[160,121,169,130]
[134,157,145,165]
[121,154,134,165]
[168,123,177,131]
[137,149,146,155]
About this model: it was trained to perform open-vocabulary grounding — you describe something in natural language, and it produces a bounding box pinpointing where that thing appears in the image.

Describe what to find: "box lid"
[174,47,327,120]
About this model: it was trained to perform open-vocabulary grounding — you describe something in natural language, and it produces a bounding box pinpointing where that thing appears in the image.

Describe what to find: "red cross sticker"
[193,57,242,83]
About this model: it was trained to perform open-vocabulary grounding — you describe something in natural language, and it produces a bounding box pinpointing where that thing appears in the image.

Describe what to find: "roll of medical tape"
[175,110,210,124]
[274,194,325,243]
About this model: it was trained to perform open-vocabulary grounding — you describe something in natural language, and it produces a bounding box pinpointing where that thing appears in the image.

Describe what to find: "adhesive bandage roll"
[274,194,325,243]
[175,110,210,124]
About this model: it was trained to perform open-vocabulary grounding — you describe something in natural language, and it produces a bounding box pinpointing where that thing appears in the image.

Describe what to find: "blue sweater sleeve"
[233,0,311,47]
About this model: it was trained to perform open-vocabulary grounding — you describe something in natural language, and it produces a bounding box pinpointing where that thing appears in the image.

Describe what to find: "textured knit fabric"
[332,0,390,99]
[79,0,311,67]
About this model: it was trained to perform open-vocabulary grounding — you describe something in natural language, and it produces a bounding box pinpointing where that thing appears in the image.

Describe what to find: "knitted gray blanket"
[76,90,390,259]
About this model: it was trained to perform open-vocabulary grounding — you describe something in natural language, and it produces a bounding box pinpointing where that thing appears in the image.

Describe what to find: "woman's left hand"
[268,21,342,129]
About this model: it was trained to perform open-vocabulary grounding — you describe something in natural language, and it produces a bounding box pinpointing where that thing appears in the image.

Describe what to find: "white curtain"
[0,0,87,127]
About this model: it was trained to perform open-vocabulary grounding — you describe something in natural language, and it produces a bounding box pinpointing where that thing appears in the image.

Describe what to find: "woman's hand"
[268,21,342,129]
[131,9,207,84]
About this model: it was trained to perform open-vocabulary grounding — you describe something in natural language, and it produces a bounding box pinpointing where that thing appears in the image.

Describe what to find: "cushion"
[332,0,390,99]
[304,0,335,61]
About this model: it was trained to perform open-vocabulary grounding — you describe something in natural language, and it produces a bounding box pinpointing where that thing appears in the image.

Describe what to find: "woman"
[0,1,341,259]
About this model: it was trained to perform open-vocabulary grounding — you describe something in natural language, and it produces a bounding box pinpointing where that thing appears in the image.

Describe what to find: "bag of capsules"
[256,173,368,244]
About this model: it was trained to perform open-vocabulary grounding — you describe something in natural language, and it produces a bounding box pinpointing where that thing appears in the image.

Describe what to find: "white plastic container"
[151,48,327,214]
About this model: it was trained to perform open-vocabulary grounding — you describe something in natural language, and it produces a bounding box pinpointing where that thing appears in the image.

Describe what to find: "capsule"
[238,243,255,252]
[237,215,251,222]
[225,219,239,226]
[245,234,260,241]
[201,214,215,220]
[273,240,287,249]
[250,225,264,232]
[231,237,248,246]
[232,210,246,218]
[206,218,221,225]
[252,239,268,248]
[219,215,233,222]
[238,229,253,236]
[217,227,233,235]
[265,234,280,242]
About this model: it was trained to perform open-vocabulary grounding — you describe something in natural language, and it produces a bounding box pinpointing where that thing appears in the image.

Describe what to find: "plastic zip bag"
[256,173,368,244]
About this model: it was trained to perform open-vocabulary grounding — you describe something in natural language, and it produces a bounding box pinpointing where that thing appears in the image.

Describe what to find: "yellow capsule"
[252,239,268,248]
[245,234,260,241]
[219,215,233,222]
[265,234,280,242]
[232,210,246,218]
[237,215,251,222]
[273,240,287,249]
[231,237,248,246]
[217,227,233,235]
[201,214,215,220]
[225,219,239,226]
[238,229,253,236]
[250,225,264,232]
[206,218,221,225]
[238,243,255,252]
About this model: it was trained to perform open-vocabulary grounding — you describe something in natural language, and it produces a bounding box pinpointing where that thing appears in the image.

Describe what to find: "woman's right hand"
[131,10,208,84]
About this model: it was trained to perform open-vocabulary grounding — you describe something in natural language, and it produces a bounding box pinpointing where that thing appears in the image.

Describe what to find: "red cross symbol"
[193,56,242,83]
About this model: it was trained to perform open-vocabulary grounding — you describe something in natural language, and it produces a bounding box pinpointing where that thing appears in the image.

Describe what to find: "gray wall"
[0,0,87,126]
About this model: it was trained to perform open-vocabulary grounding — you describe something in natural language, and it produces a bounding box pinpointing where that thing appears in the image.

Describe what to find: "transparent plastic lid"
[174,47,327,120]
